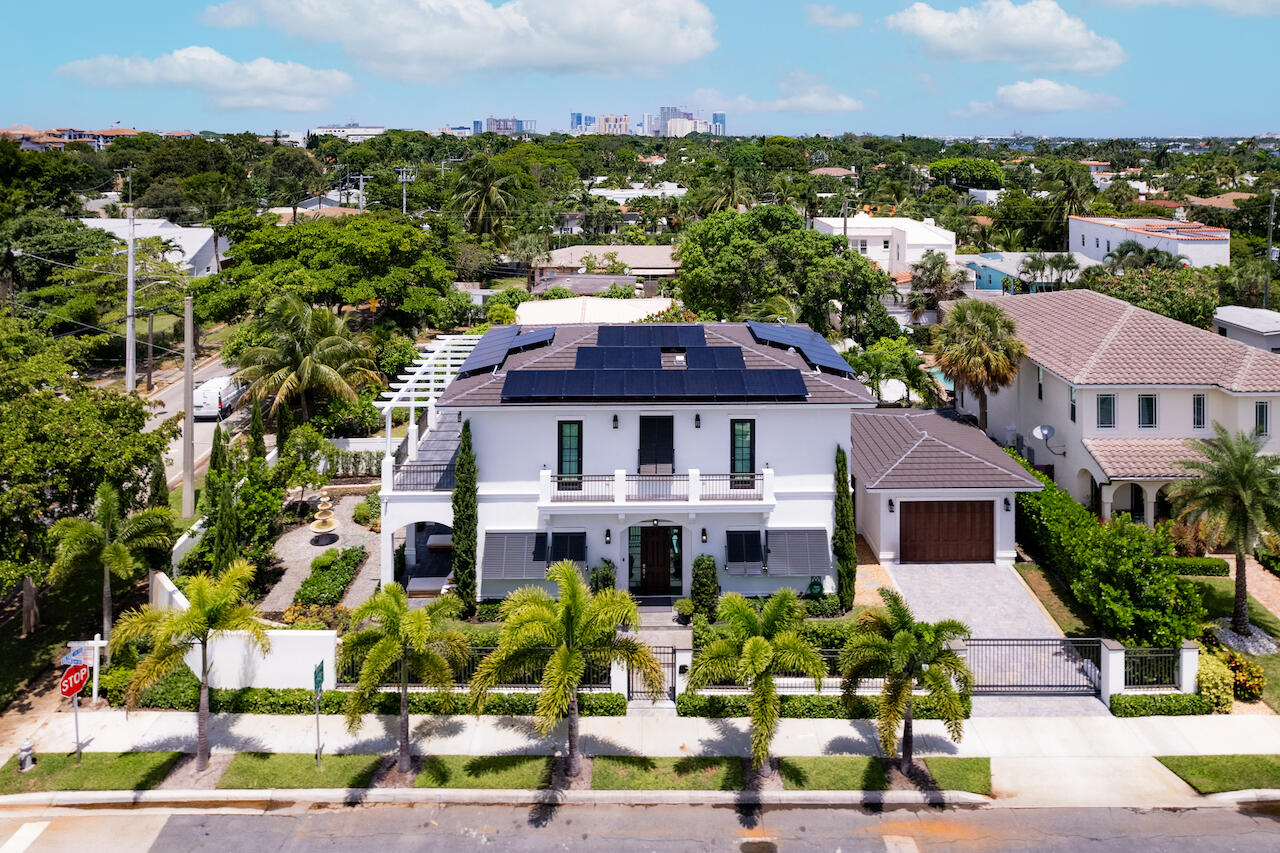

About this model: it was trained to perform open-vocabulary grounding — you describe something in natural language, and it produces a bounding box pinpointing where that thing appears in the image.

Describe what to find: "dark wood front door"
[640,526,671,594]
[638,416,674,474]
[899,501,994,563]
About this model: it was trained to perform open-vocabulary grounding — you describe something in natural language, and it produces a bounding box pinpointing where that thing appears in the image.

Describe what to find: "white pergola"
[376,333,483,460]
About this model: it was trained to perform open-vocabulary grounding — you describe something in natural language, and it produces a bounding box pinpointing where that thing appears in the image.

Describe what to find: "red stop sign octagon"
[60,664,89,698]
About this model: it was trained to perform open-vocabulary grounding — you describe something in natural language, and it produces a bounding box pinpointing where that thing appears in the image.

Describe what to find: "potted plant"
[673,598,695,625]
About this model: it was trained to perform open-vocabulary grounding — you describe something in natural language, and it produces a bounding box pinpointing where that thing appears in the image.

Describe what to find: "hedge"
[677,692,971,720]
[1109,693,1212,717]
[692,614,861,651]
[101,667,625,716]
[1197,652,1234,714]
[1155,556,1230,577]
[294,545,367,606]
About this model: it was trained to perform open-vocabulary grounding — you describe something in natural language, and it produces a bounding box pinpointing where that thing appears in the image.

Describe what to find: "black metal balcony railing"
[393,462,456,491]
[700,473,764,501]
[627,473,689,502]
[551,474,614,502]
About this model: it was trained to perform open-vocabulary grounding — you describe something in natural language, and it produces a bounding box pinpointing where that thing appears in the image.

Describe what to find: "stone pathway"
[854,535,895,607]
[1222,552,1280,622]
[260,495,382,612]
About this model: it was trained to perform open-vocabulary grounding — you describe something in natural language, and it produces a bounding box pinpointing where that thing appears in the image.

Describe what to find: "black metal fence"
[551,474,614,502]
[966,638,1102,695]
[700,473,763,501]
[629,645,675,700]
[1124,648,1180,690]
[337,646,612,691]
[393,462,457,491]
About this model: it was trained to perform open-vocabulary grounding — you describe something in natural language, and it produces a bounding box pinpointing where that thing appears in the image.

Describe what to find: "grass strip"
[414,754,553,789]
[216,752,381,789]
[922,757,992,795]
[1014,563,1096,637]
[591,756,745,791]
[778,757,888,791]
[1158,754,1280,794]
[0,751,182,794]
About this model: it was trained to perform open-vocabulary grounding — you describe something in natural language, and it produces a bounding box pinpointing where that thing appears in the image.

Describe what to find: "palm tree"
[469,561,664,778]
[839,589,972,773]
[910,250,967,308]
[705,167,755,213]
[234,293,382,421]
[934,299,1027,431]
[993,226,1024,252]
[342,585,469,773]
[50,483,174,664]
[110,559,268,771]
[1017,252,1049,290]
[1046,253,1080,289]
[744,294,801,324]
[685,589,825,774]
[507,232,550,290]
[1170,426,1280,636]
[452,155,515,244]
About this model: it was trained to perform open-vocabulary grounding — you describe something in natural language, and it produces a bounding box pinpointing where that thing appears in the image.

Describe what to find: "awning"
[481,532,547,580]
[766,529,831,577]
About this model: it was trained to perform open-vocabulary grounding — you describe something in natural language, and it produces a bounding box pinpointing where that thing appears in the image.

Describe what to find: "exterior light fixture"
[605,528,611,545]
[652,518,660,526]
[695,414,701,429]
[701,528,707,543]
[1004,497,1012,512]
[612,414,619,429]
[888,499,895,513]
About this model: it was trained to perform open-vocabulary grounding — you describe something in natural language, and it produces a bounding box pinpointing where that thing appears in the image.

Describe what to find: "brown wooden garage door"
[899,501,994,563]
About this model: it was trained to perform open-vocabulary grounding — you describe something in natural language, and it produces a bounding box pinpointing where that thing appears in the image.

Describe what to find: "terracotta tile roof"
[436,323,875,407]
[1139,199,1183,209]
[1082,438,1205,480]
[984,290,1280,391]
[1068,215,1228,242]
[849,409,1042,491]
[1185,191,1256,210]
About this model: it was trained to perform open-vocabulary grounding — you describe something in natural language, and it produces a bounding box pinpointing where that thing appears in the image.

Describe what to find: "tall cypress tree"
[249,398,267,459]
[833,445,857,612]
[451,420,478,618]
[148,450,170,509]
[210,480,239,573]
[208,425,227,478]
[276,403,294,449]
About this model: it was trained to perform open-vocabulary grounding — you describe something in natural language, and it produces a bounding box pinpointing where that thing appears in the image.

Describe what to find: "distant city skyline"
[3,1,1279,138]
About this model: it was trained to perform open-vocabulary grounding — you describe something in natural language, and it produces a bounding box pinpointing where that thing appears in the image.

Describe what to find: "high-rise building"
[515,119,536,133]
[658,106,683,136]
[711,112,726,136]
[569,112,583,132]
[485,116,534,135]
[641,113,658,136]
[473,120,482,135]
[666,117,711,138]
[599,114,630,135]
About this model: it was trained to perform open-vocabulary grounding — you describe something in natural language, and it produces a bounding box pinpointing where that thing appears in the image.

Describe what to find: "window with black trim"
[557,421,582,490]
[1037,366,1043,400]
[1257,401,1270,436]
[1069,387,1076,422]
[1193,394,1206,430]
[549,532,587,563]
[730,419,755,488]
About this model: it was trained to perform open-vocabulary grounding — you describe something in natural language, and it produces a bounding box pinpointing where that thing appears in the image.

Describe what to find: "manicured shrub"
[677,692,970,720]
[1221,649,1267,701]
[451,420,478,617]
[1155,556,1230,577]
[588,560,617,593]
[690,554,720,620]
[833,445,857,611]
[311,548,339,571]
[674,598,695,620]
[801,594,844,619]
[281,604,350,632]
[474,601,504,623]
[294,545,367,606]
[1110,693,1212,717]
[1197,651,1234,714]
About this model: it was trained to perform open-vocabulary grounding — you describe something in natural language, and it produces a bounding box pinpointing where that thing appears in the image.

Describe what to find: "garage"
[899,501,994,563]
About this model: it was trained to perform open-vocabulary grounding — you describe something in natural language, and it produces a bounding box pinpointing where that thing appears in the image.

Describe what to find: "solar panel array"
[684,346,745,369]
[746,320,853,375]
[596,325,705,348]
[456,325,556,377]
[501,369,808,402]
[575,347,663,370]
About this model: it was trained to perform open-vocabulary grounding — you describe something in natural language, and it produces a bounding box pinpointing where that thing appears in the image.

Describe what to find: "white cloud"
[693,72,864,115]
[202,0,717,80]
[950,78,1123,117]
[56,46,354,111]
[804,3,862,30]
[887,0,1127,74]
[1104,0,1278,13]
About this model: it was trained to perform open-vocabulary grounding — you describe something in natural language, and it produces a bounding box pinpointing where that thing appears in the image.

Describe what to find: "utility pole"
[396,165,417,215]
[841,197,849,243]
[351,174,370,213]
[181,296,195,519]
[145,309,155,391]
[1267,189,1278,312]
[125,207,137,392]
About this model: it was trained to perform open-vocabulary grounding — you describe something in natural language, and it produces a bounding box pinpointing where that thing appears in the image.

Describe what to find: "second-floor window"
[1193,394,1206,430]
[731,419,755,488]
[1258,401,1271,436]
[557,421,582,488]
[1069,387,1077,422]
[1097,394,1116,428]
[1138,394,1158,429]
[851,239,868,254]
[1037,367,1043,400]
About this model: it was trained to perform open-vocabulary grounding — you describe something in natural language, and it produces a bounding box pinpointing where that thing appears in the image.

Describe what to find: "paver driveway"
[885,563,1061,638]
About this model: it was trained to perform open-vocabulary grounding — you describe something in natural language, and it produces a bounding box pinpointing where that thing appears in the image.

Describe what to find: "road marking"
[883,836,920,853]
[0,822,50,853]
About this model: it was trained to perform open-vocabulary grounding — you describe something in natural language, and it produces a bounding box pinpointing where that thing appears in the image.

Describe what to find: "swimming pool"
[927,366,953,391]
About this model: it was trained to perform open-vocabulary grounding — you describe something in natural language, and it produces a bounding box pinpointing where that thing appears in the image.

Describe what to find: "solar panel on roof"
[575,347,663,369]
[500,370,538,399]
[715,369,747,398]
[746,320,852,376]
[769,370,810,397]
[623,370,656,398]
[685,347,746,369]
[562,370,597,398]
[654,370,686,398]
[512,327,555,350]
[684,370,718,398]
[458,325,520,376]
[595,325,706,349]
[500,367,809,402]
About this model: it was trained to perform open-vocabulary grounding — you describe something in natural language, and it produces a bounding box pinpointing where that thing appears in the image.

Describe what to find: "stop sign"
[60,664,89,698]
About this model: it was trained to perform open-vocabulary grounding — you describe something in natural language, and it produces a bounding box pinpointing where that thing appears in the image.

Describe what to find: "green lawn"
[203,321,244,347]
[0,752,182,794]
[778,757,888,791]
[216,753,382,789]
[487,277,528,290]
[1014,563,1097,637]
[167,474,206,534]
[415,755,553,789]
[591,756,745,791]
[1157,754,1280,794]
[923,757,992,795]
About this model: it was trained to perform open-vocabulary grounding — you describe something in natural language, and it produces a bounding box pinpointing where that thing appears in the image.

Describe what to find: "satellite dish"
[1031,424,1055,441]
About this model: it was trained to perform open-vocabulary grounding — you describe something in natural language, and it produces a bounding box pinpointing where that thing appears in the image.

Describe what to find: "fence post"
[674,649,693,698]
[610,661,628,698]
[1099,638,1125,708]
[1179,639,1199,694]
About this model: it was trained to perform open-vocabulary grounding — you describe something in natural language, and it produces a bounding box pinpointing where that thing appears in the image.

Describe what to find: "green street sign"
[314,661,324,695]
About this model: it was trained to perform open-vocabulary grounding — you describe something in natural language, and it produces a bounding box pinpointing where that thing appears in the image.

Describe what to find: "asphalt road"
[2,803,1279,852]
[141,355,248,486]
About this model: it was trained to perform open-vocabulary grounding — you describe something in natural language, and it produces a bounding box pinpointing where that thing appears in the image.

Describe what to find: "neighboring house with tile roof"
[378,322,883,601]
[849,410,1041,566]
[534,245,677,282]
[952,290,1280,525]
[1068,215,1229,267]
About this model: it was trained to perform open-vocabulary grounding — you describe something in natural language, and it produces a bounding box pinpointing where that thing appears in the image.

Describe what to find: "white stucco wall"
[855,489,1019,566]
[1068,218,1228,267]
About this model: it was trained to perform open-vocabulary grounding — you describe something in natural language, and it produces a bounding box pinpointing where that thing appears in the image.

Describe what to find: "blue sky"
[2,0,1277,138]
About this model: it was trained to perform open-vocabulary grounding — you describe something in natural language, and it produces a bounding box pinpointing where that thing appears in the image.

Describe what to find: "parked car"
[193,376,247,420]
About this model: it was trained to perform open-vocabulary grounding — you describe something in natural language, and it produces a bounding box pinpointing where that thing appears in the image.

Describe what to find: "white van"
[193,376,248,420]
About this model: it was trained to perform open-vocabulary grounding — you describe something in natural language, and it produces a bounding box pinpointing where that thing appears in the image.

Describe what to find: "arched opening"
[1076,469,1101,516]
[1155,485,1174,526]
[393,520,454,600]
[1128,483,1147,524]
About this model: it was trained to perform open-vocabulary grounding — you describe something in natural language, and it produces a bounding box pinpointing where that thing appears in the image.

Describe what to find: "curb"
[1205,789,1280,804]
[0,787,993,810]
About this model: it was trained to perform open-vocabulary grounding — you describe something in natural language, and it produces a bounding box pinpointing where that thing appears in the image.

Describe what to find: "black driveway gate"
[965,638,1101,695]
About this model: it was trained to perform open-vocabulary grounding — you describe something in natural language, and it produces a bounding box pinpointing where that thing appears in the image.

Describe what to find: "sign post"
[60,664,89,763]
[64,634,108,703]
[313,661,324,771]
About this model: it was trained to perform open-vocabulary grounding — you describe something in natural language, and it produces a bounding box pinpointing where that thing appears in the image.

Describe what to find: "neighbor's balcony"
[540,469,772,506]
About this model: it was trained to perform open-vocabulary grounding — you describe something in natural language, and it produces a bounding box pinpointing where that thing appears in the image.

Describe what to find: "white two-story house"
[955,290,1280,525]
[811,212,957,275]
[378,322,877,602]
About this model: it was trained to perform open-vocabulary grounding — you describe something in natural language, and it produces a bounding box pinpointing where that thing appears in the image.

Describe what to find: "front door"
[638,416,674,474]
[640,526,670,594]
